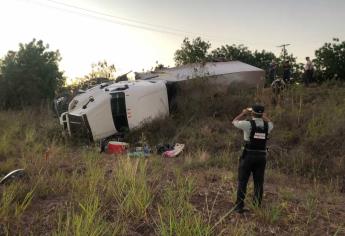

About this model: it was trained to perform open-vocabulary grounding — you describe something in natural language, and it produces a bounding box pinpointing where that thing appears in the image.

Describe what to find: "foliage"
[174,37,211,66]
[210,44,279,74]
[154,61,166,71]
[252,50,277,70]
[0,39,64,109]
[70,60,116,91]
[210,44,254,63]
[314,38,345,81]
[276,48,302,80]
[88,60,116,79]
[174,37,302,82]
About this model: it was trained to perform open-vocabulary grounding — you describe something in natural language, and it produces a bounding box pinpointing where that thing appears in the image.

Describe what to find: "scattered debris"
[163,143,185,158]
[127,145,151,158]
[106,141,129,155]
[0,169,26,185]
[156,144,174,155]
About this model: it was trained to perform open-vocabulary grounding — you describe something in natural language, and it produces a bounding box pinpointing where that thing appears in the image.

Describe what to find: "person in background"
[232,105,273,213]
[268,60,277,85]
[304,57,314,86]
[282,60,291,84]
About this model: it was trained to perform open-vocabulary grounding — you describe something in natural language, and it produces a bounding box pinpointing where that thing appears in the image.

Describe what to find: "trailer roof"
[137,61,264,82]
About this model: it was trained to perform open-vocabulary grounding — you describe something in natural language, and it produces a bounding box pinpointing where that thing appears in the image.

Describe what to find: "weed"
[14,185,35,218]
[303,191,320,225]
[156,172,213,236]
[54,196,109,236]
[0,183,17,221]
[157,205,213,236]
[107,157,152,220]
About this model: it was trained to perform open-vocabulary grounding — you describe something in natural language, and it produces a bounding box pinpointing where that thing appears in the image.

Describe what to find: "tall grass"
[156,172,213,236]
[107,157,153,220]
[1,81,345,235]
[0,181,36,234]
[127,81,345,181]
[266,84,345,180]
[54,196,110,236]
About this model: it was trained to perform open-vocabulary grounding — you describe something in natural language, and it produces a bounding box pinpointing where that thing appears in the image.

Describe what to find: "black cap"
[252,104,264,114]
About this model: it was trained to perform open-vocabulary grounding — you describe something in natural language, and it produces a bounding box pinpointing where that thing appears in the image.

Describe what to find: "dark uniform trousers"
[235,150,266,209]
[305,70,313,86]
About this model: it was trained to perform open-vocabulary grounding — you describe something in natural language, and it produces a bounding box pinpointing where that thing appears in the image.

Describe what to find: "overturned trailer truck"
[60,80,171,141]
[60,61,265,141]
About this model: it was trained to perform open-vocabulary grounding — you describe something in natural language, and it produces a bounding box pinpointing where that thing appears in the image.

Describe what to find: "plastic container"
[107,141,128,154]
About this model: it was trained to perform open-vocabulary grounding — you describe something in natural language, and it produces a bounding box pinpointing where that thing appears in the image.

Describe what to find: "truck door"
[110,92,129,132]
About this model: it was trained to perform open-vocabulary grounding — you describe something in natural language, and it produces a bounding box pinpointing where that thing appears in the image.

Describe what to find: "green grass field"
[0,81,345,235]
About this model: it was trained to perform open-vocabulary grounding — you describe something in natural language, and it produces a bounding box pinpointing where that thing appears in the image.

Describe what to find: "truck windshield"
[110,92,129,132]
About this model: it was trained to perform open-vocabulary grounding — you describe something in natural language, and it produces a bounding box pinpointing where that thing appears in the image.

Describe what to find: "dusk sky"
[1,0,344,81]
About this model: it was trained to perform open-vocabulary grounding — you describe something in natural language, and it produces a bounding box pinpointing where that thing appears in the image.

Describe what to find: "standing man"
[304,57,314,86]
[282,60,291,84]
[268,60,277,85]
[232,105,273,213]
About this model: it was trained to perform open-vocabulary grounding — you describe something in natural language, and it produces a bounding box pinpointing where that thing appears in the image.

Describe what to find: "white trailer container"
[136,61,265,87]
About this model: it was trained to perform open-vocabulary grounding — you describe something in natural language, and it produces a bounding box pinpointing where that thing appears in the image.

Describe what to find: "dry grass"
[0,82,345,235]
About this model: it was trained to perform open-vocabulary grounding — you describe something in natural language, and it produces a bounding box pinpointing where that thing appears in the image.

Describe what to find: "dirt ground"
[2,153,345,236]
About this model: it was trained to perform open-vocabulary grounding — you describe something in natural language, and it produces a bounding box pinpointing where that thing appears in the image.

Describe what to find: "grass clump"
[107,158,153,220]
[156,172,213,236]
[54,196,110,236]
[1,82,345,235]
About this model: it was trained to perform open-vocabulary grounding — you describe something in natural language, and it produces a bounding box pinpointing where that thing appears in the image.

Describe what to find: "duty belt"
[243,148,267,153]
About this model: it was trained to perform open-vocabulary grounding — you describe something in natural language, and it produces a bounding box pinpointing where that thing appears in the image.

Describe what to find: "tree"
[210,45,276,70]
[174,37,211,66]
[88,60,116,79]
[0,39,64,109]
[276,49,302,80]
[210,44,255,64]
[210,44,280,84]
[154,61,166,71]
[251,50,276,70]
[314,38,345,80]
[73,60,116,90]
[173,37,304,82]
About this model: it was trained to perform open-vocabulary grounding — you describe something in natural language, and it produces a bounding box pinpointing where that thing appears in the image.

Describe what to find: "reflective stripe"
[253,132,266,139]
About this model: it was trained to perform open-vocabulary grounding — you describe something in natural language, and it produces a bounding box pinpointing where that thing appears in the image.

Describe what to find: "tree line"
[0,37,344,110]
[174,37,345,83]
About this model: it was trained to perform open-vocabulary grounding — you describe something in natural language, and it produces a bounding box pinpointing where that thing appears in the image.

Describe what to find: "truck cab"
[60,80,169,141]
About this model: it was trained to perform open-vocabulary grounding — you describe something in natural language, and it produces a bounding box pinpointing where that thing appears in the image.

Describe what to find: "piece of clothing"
[283,66,291,83]
[304,70,313,86]
[232,118,273,141]
[304,61,314,86]
[304,61,314,71]
[244,120,268,152]
[268,63,277,84]
[235,151,266,210]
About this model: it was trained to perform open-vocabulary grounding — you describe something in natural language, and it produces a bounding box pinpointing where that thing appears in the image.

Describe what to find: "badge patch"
[253,132,266,139]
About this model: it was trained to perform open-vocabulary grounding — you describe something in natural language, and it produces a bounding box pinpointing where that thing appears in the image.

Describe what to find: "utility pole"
[277,44,291,61]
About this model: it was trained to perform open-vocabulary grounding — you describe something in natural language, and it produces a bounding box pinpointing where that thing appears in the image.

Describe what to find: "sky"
[1,0,344,81]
